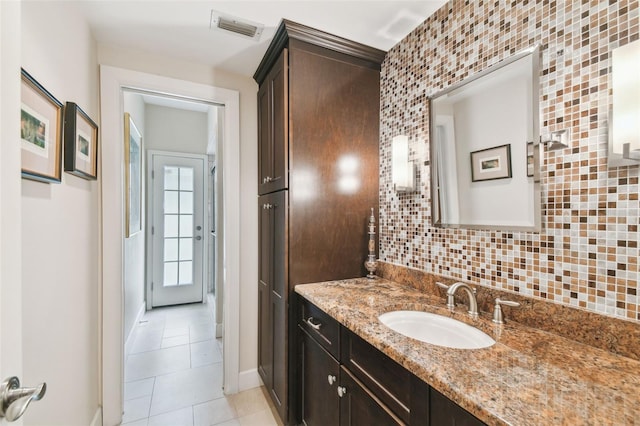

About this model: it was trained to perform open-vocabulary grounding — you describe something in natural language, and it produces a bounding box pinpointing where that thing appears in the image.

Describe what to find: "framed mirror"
[429,45,541,232]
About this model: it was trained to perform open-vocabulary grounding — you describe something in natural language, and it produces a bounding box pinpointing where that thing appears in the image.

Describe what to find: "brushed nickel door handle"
[0,376,46,422]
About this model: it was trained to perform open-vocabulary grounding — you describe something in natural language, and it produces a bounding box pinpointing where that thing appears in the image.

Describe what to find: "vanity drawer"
[298,296,341,359]
[341,328,411,424]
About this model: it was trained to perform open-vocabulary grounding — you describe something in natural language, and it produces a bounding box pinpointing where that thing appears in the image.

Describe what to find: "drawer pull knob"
[306,317,322,331]
[337,386,347,398]
[327,375,336,385]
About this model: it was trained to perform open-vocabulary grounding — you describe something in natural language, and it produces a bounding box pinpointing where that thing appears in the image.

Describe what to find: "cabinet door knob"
[305,317,321,331]
[262,176,272,184]
[262,203,274,210]
[337,386,347,398]
[327,375,336,385]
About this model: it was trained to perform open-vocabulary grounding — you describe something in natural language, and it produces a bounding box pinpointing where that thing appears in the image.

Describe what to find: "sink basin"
[378,310,495,349]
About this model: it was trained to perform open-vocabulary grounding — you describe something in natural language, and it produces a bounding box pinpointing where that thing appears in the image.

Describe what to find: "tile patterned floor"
[122,302,280,426]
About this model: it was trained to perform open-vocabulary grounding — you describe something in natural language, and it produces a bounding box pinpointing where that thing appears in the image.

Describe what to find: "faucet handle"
[435,282,449,290]
[492,298,520,324]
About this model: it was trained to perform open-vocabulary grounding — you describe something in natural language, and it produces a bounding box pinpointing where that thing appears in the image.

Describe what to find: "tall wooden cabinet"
[254,20,385,424]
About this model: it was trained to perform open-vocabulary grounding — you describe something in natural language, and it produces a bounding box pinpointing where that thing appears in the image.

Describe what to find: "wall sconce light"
[392,135,415,192]
[541,129,569,151]
[609,39,640,166]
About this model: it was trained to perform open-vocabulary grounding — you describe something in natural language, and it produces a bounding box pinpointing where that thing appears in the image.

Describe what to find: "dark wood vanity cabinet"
[297,296,486,426]
[298,300,400,426]
[254,19,384,424]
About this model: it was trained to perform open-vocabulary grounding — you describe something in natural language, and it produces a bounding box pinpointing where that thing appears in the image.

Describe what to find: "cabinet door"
[258,49,288,195]
[270,190,288,420]
[257,194,273,388]
[258,191,289,421]
[341,328,410,423]
[430,388,485,426]
[339,367,404,426]
[300,328,340,426]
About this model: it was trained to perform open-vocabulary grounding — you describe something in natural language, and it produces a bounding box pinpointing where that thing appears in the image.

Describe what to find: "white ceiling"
[77,0,447,77]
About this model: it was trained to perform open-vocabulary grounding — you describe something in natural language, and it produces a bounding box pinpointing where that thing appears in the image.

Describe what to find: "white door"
[150,152,207,307]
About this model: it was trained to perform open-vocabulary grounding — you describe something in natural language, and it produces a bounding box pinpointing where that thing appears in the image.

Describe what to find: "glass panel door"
[151,153,205,307]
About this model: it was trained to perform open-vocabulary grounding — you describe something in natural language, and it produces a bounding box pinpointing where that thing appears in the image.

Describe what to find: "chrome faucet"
[446,282,478,319]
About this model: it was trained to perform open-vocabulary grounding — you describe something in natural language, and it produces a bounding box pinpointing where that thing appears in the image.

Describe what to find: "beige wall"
[145,104,208,154]
[98,44,259,373]
[21,1,100,424]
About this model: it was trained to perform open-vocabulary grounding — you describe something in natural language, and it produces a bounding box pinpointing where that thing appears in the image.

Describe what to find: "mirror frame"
[429,45,542,232]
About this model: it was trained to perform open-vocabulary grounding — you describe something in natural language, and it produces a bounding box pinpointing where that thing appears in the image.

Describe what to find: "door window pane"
[164,238,178,261]
[164,262,178,286]
[178,261,193,285]
[164,166,179,190]
[179,215,193,237]
[164,191,179,214]
[164,215,179,238]
[180,167,194,191]
[179,238,193,261]
[180,192,193,214]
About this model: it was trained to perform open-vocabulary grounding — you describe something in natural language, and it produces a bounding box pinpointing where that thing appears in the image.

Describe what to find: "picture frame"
[470,144,512,182]
[124,113,142,238]
[64,102,98,180]
[526,141,534,177]
[20,68,63,183]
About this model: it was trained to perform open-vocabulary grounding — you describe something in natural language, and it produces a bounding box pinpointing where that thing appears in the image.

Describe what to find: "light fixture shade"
[612,39,640,161]
[392,135,415,192]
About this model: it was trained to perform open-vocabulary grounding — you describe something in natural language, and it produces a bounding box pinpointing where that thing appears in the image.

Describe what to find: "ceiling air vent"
[210,11,264,41]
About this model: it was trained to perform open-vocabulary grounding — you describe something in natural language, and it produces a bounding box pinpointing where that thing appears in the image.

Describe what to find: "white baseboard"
[124,302,146,359]
[238,368,261,392]
[215,322,223,339]
[90,407,102,426]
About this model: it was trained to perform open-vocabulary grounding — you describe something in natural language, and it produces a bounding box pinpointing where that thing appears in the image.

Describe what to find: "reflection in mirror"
[430,46,541,232]
[609,39,640,166]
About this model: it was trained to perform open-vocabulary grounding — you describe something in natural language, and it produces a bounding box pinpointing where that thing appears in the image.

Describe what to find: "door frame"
[146,150,209,309]
[99,65,241,426]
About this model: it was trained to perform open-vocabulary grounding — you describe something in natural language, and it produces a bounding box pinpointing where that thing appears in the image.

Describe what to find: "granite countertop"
[295,278,640,426]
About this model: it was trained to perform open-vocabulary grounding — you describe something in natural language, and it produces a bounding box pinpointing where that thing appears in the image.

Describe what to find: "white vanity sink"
[378,310,495,349]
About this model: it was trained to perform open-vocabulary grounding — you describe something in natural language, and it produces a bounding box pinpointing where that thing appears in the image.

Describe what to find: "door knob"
[196,236,202,241]
[0,376,46,422]
[196,225,202,231]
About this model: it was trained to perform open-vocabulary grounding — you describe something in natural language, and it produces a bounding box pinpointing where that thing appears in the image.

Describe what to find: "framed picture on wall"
[64,102,99,180]
[470,144,512,182]
[124,112,142,238]
[20,68,64,183]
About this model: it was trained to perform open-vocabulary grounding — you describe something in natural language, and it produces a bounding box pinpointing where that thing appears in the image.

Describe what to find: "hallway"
[122,303,279,425]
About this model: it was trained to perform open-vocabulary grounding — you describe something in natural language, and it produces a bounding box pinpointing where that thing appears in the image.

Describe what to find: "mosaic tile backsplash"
[379,0,640,322]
